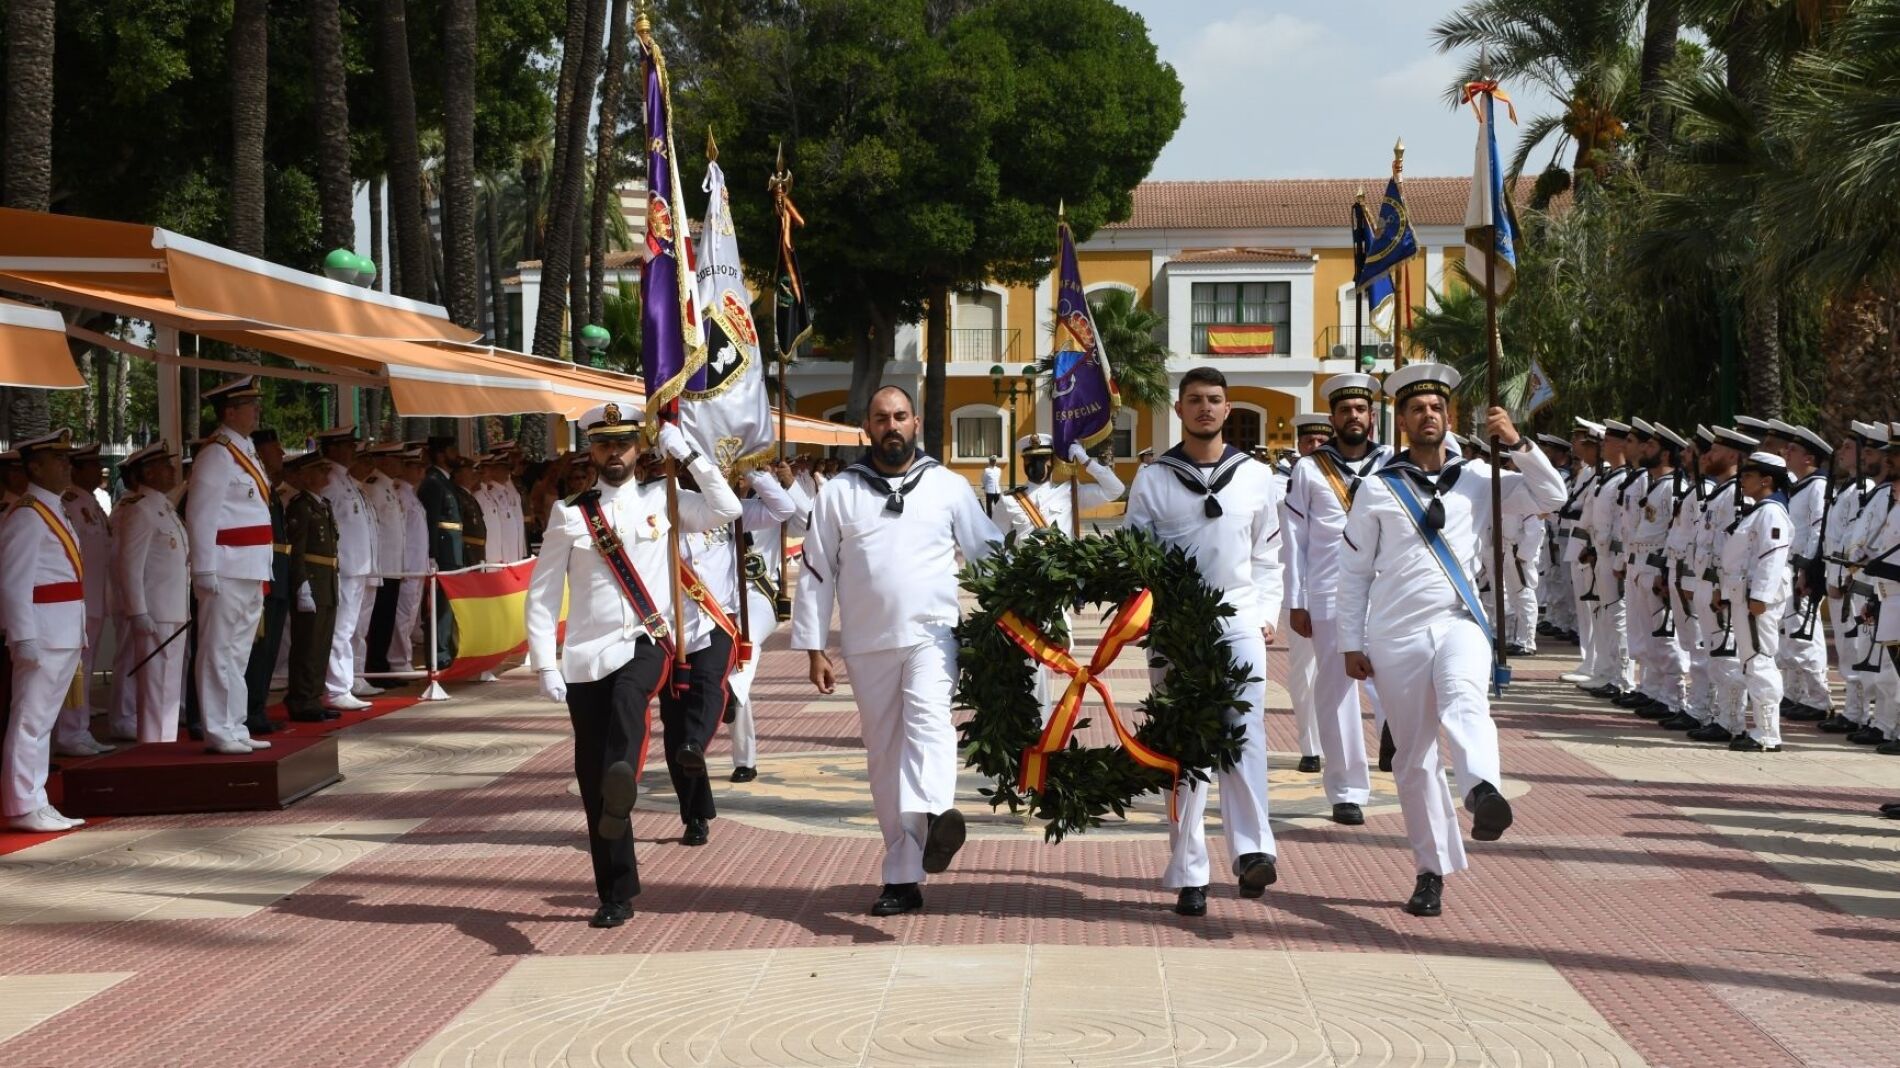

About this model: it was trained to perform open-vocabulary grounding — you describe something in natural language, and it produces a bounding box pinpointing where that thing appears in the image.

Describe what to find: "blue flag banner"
[1050,220,1118,455]
[635,16,705,427]
[1353,176,1418,291]
[1461,80,1519,300]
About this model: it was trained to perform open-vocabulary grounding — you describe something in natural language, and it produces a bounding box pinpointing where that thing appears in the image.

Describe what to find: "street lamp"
[578,323,611,366]
[989,363,1031,481]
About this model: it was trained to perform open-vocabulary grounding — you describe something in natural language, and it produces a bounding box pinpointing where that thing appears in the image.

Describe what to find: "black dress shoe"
[1331,802,1365,826]
[288,711,327,723]
[922,809,966,874]
[729,765,757,783]
[1174,886,1207,916]
[1688,723,1734,743]
[1634,702,1672,720]
[1297,755,1322,774]
[1818,716,1857,734]
[1404,872,1443,917]
[1506,643,1534,657]
[1586,684,1620,699]
[589,900,632,928]
[1784,704,1827,722]
[1467,781,1513,842]
[598,761,638,841]
[1613,691,1649,709]
[1880,802,1900,816]
[1378,724,1396,773]
[1235,853,1278,899]
[1658,712,1701,731]
[681,817,709,846]
[1877,739,1900,756]
[246,719,279,736]
[675,741,708,775]
[321,709,341,720]
[871,882,923,916]
[1727,735,1780,752]
[1850,726,1887,745]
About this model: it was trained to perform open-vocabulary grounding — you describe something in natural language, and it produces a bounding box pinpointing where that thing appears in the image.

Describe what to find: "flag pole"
[771,142,793,616]
[1481,117,1508,678]
[708,123,752,663]
[1395,138,1410,381]
[1057,200,1082,538]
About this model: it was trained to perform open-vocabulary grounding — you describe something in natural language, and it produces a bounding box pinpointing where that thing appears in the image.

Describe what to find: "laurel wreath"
[954,527,1253,842]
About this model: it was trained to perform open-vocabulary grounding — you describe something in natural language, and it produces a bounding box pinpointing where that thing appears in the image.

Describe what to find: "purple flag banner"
[1050,220,1118,455]
[636,16,704,427]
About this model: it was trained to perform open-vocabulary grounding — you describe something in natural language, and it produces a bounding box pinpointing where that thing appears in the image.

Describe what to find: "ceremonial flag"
[682,157,774,473]
[1525,357,1557,415]
[771,159,812,360]
[1461,80,1519,299]
[1352,173,1418,334]
[636,17,705,426]
[437,561,566,682]
[1050,218,1118,455]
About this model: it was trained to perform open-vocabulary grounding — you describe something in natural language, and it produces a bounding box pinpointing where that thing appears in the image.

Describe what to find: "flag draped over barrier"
[437,561,566,682]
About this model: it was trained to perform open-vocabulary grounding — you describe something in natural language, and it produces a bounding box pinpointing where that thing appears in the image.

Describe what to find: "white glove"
[131,613,159,639]
[538,668,568,703]
[1068,442,1091,465]
[657,423,695,462]
[10,639,41,669]
[192,572,220,598]
[296,582,316,613]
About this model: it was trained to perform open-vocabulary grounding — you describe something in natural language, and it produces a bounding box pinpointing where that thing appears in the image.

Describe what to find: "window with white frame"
[1109,408,1137,460]
[1191,281,1291,354]
[951,405,1005,461]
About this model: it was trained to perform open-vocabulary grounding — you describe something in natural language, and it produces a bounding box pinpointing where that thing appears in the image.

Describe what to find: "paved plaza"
[2,618,1898,1067]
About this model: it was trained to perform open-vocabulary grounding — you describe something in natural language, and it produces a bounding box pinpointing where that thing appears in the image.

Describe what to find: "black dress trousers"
[564,638,667,905]
[657,629,735,824]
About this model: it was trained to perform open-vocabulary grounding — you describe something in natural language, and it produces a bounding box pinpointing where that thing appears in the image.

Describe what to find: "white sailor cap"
[1652,422,1689,450]
[1459,433,1490,456]
[1572,418,1605,441]
[365,441,405,457]
[1383,362,1460,404]
[1734,414,1777,438]
[1850,419,1889,445]
[1695,424,1716,446]
[1785,424,1832,458]
[1321,373,1379,406]
[203,375,262,407]
[1601,418,1632,438]
[399,446,427,462]
[1136,446,1155,458]
[69,442,103,462]
[1292,413,1334,435]
[1888,421,1900,450]
[1740,451,1788,478]
[123,440,175,469]
[490,439,519,453]
[16,428,74,456]
[1711,425,1760,451]
[1536,433,1572,450]
[1017,434,1055,457]
[578,400,642,439]
[314,426,360,445]
[1629,417,1658,439]
[1765,417,1800,440]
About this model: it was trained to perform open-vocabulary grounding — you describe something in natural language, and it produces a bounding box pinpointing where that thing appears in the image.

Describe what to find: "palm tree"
[530,0,607,361]
[442,0,481,331]
[310,0,355,256]
[228,0,268,365]
[380,0,431,301]
[1087,289,1171,412]
[588,0,633,327]
[599,278,644,374]
[4,0,57,438]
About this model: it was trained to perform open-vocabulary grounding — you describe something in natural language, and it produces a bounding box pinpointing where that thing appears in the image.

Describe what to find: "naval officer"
[110,441,192,744]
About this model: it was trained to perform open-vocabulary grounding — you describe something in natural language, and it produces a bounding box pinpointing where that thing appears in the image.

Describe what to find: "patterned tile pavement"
[1,611,1898,1066]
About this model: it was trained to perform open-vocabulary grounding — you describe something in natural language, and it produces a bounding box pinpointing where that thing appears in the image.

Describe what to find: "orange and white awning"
[0,298,86,391]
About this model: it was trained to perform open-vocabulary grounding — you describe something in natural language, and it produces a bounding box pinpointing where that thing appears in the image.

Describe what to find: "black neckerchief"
[1380,449,1466,531]
[1639,468,1676,506]
[844,451,938,514]
[1316,441,1386,477]
[1592,464,1628,499]
[1154,443,1250,517]
[1614,466,1644,506]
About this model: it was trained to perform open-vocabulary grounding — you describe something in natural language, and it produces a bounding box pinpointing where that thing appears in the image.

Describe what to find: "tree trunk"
[531,0,606,362]
[112,347,128,442]
[310,0,355,255]
[1636,0,1678,176]
[588,0,631,327]
[847,303,899,426]
[484,183,513,346]
[520,153,544,264]
[380,0,431,301]
[569,211,588,351]
[1819,282,1900,441]
[3,0,56,438]
[1742,289,1783,418]
[368,175,386,287]
[922,287,949,458]
[228,0,269,366]
[442,0,478,331]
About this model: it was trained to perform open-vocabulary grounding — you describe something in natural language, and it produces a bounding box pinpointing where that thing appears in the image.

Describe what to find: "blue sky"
[1118,0,1562,181]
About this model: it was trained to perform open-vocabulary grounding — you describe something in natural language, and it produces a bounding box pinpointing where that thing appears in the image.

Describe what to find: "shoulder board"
[564,488,599,508]
[122,492,145,505]
[60,489,79,502]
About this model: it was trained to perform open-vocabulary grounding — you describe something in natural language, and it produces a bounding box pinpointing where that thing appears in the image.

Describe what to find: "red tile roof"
[1170,247,1314,265]
[1107,176,1538,231]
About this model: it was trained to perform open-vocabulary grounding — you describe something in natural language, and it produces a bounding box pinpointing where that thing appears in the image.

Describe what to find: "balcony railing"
[950,327,1020,364]
[1314,325,1398,362]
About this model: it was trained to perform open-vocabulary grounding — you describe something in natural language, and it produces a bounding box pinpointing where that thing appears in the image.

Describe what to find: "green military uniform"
[285,480,340,721]
[453,482,487,566]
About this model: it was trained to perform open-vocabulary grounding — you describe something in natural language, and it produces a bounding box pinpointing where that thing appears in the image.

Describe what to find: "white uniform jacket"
[0,484,88,648]
[999,459,1126,541]
[185,427,274,581]
[1629,469,1687,579]
[113,490,191,625]
[680,472,801,647]
[1557,464,1604,564]
[792,456,1001,658]
[1281,443,1391,614]
[318,460,377,578]
[1336,441,1566,652]
[1666,477,1712,572]
[396,480,429,574]
[1124,445,1284,634]
[360,471,406,579]
[1721,496,1793,606]
[60,485,112,618]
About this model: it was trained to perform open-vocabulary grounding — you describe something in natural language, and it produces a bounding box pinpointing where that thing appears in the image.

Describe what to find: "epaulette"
[564,488,599,508]
[60,489,78,502]
[121,492,144,506]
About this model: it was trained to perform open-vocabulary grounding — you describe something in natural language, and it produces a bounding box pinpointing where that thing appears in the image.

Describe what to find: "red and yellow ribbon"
[22,497,83,583]
[1461,80,1518,124]
[218,436,272,502]
[996,589,1183,819]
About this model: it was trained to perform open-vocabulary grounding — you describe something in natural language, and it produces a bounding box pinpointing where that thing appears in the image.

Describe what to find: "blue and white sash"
[1378,469,1493,645]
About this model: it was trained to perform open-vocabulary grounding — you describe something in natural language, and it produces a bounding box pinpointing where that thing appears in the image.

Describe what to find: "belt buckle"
[642,612,670,639]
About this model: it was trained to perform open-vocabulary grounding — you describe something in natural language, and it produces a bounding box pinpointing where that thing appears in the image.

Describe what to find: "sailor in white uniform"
[1862,425,1900,750]
[1,430,90,832]
[53,443,116,756]
[109,442,192,744]
[1774,422,1835,721]
[998,434,1126,541]
[186,377,276,755]
[1821,424,1883,735]
[1533,433,1577,642]
[1622,420,1690,719]
[721,460,811,783]
[1557,420,1607,686]
[1717,452,1793,751]
[312,428,378,709]
[1277,414,1334,779]
[794,385,998,917]
[1580,421,1639,697]
[1281,373,1392,825]
[1335,363,1566,917]
[1658,427,1715,732]
[1124,367,1283,918]
[526,404,741,928]
[1844,429,1900,745]
[391,448,430,671]
[357,444,408,679]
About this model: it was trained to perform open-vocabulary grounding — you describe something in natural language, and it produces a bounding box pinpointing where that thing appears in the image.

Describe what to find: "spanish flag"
[437,561,567,681]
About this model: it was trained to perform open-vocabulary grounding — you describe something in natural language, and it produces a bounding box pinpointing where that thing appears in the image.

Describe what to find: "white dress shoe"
[86,738,116,754]
[205,739,254,755]
[325,693,372,712]
[350,678,385,697]
[8,806,81,833]
[244,738,272,750]
[1559,671,1592,684]
[53,742,102,758]
[476,671,498,683]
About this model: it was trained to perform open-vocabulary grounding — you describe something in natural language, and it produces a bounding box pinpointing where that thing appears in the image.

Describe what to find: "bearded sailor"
[1124,367,1284,917]
[998,434,1125,541]
[526,403,741,928]
[793,385,1000,917]
[1335,363,1566,917]
[1281,374,1392,825]
[1821,423,1885,736]
[1774,421,1835,722]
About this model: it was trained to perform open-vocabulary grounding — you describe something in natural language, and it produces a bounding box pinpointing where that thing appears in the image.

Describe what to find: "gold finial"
[1057,197,1065,219]
[634,0,651,39]
[707,126,718,162]
[1355,184,1366,204]
[769,141,792,193]
[1393,138,1405,178]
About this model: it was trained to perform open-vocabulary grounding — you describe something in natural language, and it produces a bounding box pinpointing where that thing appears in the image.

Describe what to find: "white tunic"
[792,457,1001,658]
[998,459,1125,540]
[1722,496,1792,606]
[1556,464,1603,564]
[1824,478,1874,591]
[396,480,429,573]
[0,484,88,649]
[59,485,112,619]
[185,426,274,581]
[113,490,191,625]
[1281,443,1391,613]
[318,460,377,578]
[680,472,801,647]
[1628,469,1687,578]
[1336,442,1566,652]
[1123,445,1284,633]
[526,455,742,684]
[360,471,406,579]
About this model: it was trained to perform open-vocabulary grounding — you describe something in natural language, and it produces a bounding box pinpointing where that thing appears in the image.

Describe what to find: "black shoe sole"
[729,767,757,783]
[1236,856,1278,898]
[1332,805,1365,826]
[922,809,966,874]
[871,896,923,917]
[675,746,708,776]
[1174,896,1207,917]
[1404,897,1443,917]
[589,907,630,928]
[1470,792,1514,842]
[598,761,638,841]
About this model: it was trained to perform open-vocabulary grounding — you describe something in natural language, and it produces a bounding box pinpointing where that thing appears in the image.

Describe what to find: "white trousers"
[1829,595,1866,723]
[195,580,265,748]
[390,573,423,670]
[843,631,960,885]
[1286,627,1319,758]
[1368,617,1501,877]
[1875,647,1900,735]
[326,574,369,698]
[1777,598,1831,712]
[1543,549,1575,630]
[353,579,377,673]
[1308,608,1371,806]
[4,643,83,817]
[54,613,106,749]
[1588,558,1633,688]
[1675,587,1710,718]
[1504,554,1539,650]
[1737,597,1788,747]
[1630,573,1686,709]
[1165,628,1273,889]
[725,591,776,769]
[109,615,140,737]
[1568,557,1599,676]
[116,621,187,743]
